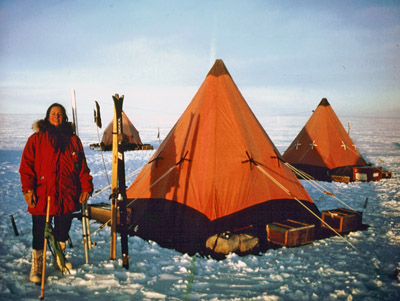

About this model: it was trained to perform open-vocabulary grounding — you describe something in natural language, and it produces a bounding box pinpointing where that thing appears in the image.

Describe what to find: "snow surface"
[0,114,399,300]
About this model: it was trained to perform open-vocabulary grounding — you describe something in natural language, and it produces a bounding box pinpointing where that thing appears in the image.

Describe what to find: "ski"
[71,89,91,265]
[110,93,118,260]
[109,94,129,268]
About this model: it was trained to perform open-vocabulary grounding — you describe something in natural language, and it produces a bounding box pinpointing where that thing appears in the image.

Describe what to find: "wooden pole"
[40,196,51,299]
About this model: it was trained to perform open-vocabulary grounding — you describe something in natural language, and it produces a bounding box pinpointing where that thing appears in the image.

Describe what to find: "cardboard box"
[321,208,362,233]
[266,219,315,247]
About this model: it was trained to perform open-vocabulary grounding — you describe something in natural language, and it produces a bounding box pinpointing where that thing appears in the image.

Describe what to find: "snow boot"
[29,249,43,284]
[53,241,73,272]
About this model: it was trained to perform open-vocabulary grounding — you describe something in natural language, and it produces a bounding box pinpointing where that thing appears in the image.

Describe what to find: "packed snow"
[0,113,399,300]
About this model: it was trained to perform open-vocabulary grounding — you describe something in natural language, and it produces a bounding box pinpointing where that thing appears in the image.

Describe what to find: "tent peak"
[207,59,231,77]
[318,98,330,107]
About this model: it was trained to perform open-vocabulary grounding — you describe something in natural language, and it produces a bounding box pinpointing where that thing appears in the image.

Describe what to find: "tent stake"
[9,215,19,236]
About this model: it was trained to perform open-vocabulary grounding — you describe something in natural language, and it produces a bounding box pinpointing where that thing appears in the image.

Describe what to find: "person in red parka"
[19,103,93,284]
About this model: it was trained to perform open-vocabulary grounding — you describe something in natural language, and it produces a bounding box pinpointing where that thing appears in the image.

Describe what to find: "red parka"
[19,120,93,216]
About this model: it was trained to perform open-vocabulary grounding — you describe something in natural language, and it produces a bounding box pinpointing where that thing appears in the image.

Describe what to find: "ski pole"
[71,89,91,263]
[82,202,90,264]
[40,196,51,300]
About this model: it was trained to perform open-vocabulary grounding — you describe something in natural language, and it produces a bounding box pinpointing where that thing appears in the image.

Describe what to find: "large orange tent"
[101,112,143,150]
[282,98,369,181]
[125,60,320,253]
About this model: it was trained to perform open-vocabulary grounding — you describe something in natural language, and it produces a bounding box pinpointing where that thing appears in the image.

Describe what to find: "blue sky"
[1,0,399,127]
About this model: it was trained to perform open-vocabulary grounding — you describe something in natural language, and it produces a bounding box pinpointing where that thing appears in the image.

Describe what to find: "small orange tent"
[101,112,143,150]
[125,60,320,253]
[283,98,369,181]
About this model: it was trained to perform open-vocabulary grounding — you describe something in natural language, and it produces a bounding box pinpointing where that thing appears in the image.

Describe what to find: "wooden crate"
[382,170,393,179]
[266,219,315,247]
[353,166,382,182]
[321,208,362,233]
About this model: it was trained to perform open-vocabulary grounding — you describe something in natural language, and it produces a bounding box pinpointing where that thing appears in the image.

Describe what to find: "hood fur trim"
[32,119,74,135]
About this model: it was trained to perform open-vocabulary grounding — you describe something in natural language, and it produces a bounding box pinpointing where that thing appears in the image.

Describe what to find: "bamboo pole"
[40,196,51,299]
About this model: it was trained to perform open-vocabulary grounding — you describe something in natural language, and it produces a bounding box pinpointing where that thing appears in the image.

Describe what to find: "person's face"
[49,106,64,127]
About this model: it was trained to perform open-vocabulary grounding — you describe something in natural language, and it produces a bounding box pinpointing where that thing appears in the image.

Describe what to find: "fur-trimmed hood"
[32,119,75,136]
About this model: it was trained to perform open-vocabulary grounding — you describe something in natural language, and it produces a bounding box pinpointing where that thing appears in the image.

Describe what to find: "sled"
[89,142,153,151]
[89,204,133,228]
[331,175,350,183]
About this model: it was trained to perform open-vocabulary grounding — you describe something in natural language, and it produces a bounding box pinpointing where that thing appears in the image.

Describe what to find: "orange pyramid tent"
[125,60,320,253]
[282,98,369,181]
[101,112,143,150]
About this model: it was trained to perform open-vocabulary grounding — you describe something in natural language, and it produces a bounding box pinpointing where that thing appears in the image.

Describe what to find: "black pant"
[32,214,73,250]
